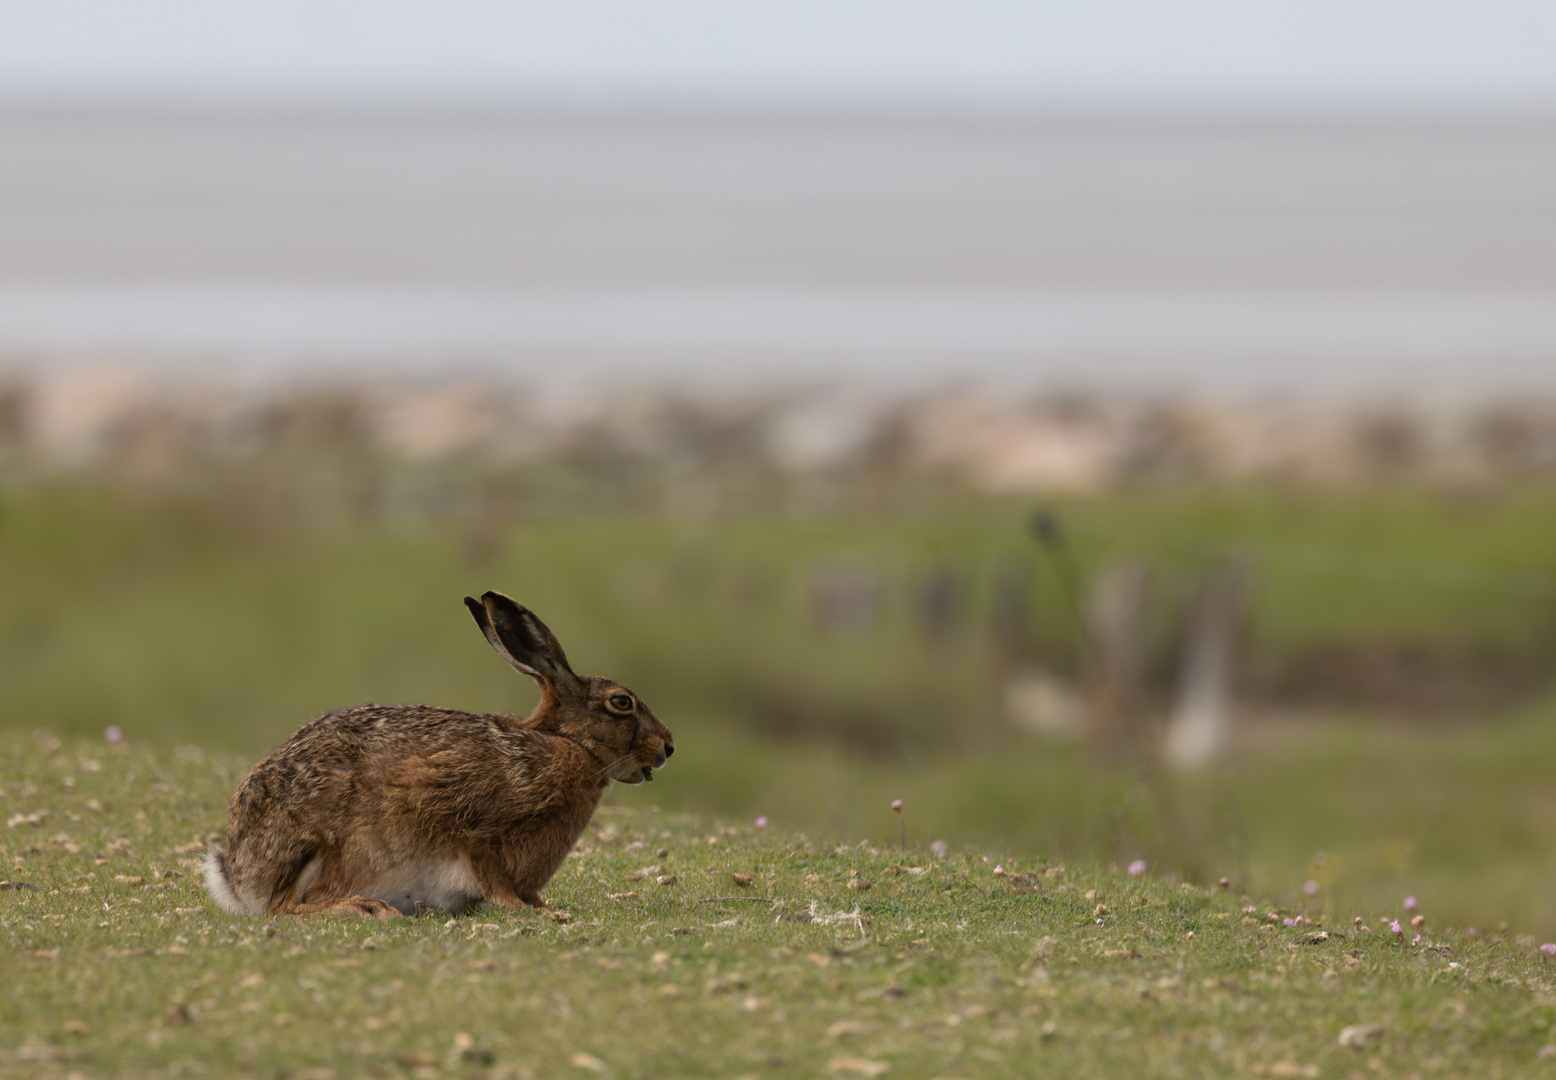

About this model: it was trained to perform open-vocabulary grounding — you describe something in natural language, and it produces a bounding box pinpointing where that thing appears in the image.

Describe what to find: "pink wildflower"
[1403,896,1418,913]
[1540,943,1556,957]
[1390,920,1403,937]
[930,840,948,858]
[754,816,768,830]
[1303,880,1319,897]
[889,800,907,851]
[1282,918,1296,927]
[104,725,124,744]
[1127,859,1147,877]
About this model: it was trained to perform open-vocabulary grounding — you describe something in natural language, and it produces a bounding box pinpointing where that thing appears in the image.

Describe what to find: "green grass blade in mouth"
[641,766,653,782]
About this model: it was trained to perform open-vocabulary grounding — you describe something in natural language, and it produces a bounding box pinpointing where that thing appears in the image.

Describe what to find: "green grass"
[5,735,1556,1079]
[4,481,1556,756]
[4,481,1556,939]
[660,699,1556,939]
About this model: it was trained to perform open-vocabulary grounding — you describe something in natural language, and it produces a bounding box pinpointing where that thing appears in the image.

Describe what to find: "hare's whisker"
[591,753,635,782]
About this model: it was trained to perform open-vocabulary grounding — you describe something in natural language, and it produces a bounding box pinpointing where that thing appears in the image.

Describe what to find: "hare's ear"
[464,592,576,682]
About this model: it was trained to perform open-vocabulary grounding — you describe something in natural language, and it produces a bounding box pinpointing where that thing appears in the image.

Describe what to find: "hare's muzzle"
[607,717,673,785]
[641,737,673,776]
[635,728,674,783]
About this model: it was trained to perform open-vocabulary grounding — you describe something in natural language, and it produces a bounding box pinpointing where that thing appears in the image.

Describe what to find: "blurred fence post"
[989,557,1033,673]
[914,562,962,643]
[1163,557,1251,769]
[807,561,882,638]
[0,379,27,460]
[1083,558,1150,758]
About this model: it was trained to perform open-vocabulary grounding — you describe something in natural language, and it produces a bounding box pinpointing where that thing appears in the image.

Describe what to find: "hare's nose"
[663,742,675,758]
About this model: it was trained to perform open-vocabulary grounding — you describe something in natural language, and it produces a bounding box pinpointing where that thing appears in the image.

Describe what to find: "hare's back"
[232,704,541,826]
[285,703,524,754]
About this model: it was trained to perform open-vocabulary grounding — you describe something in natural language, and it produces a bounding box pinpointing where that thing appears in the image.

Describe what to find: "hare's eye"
[607,693,635,713]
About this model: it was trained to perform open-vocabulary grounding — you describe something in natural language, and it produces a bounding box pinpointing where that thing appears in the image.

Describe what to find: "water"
[3,108,1555,396]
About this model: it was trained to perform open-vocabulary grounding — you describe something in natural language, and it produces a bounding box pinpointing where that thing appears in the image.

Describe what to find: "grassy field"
[3,481,1556,935]
[5,734,1556,1079]
[668,699,1556,940]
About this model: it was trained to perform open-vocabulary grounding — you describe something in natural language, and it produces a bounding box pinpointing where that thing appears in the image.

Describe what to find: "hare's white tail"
[202,844,264,915]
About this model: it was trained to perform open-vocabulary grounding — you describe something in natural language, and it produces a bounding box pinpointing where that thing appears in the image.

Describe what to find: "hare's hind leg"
[264,851,402,921]
[284,896,401,922]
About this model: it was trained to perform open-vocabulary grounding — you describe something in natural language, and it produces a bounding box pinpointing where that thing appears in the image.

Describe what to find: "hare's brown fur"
[203,592,674,920]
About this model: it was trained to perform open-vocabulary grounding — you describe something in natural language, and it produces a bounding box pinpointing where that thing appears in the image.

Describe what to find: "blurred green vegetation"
[666,705,1556,936]
[2,479,1555,930]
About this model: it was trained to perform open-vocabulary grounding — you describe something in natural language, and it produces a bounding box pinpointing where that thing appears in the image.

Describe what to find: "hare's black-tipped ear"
[465,591,575,681]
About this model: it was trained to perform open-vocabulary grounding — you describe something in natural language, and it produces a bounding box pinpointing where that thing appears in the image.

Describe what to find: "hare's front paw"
[481,894,544,912]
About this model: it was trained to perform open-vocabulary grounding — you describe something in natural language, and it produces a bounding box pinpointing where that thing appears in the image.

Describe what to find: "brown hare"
[202,591,674,921]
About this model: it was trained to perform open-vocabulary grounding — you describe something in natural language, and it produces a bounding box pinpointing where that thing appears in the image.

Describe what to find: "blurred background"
[3,0,1556,932]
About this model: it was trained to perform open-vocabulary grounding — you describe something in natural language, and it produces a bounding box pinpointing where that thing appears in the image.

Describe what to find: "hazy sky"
[2,0,1554,112]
